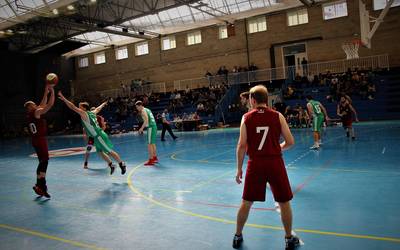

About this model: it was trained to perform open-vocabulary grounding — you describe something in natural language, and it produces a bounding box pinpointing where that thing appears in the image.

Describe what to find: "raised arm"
[279,113,295,151]
[235,116,247,184]
[93,101,107,114]
[306,103,313,117]
[39,85,50,107]
[35,87,55,118]
[58,91,86,118]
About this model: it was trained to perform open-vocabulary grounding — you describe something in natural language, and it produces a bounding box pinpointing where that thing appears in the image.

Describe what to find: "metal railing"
[75,54,389,100]
[173,54,389,89]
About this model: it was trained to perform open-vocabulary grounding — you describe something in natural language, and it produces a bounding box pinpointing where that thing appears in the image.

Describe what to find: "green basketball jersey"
[308,100,323,117]
[144,108,156,127]
[81,111,102,137]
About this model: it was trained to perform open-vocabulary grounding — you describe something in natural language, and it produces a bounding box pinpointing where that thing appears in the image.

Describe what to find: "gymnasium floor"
[0,121,399,250]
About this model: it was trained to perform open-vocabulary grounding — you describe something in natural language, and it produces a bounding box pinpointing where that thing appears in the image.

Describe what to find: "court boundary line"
[127,163,400,243]
[0,224,107,250]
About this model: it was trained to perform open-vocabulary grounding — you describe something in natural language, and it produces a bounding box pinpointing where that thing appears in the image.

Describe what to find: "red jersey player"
[24,85,55,198]
[233,85,300,250]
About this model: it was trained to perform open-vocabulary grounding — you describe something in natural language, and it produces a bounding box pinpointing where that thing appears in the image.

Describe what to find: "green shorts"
[94,131,114,153]
[312,115,324,133]
[147,125,157,144]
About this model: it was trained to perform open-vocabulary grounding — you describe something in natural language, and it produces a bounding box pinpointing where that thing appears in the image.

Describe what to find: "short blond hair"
[249,85,268,104]
[24,101,35,108]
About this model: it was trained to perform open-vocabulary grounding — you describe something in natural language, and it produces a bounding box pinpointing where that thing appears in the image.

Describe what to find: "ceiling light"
[6,29,13,34]
[0,31,5,35]
[90,0,96,2]
[52,8,59,15]
[67,5,75,10]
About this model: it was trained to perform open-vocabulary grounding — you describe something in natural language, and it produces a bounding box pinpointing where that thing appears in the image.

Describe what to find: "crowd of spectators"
[283,68,377,102]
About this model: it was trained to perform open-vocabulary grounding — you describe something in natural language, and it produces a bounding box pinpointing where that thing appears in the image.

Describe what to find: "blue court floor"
[0,121,400,250]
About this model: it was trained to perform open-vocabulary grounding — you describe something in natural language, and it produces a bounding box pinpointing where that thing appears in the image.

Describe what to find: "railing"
[173,54,389,89]
[75,54,389,100]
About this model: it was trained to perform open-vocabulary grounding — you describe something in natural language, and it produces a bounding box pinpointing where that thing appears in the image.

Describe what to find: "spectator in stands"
[367,82,376,100]
[301,57,308,76]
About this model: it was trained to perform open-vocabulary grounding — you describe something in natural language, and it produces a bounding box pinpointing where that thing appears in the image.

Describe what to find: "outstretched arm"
[39,85,50,107]
[93,101,107,114]
[35,87,55,118]
[58,91,86,118]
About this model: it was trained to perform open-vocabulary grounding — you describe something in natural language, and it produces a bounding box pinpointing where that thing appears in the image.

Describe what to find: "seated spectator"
[367,82,376,100]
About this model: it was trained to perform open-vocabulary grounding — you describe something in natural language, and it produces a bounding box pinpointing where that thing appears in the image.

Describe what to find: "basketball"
[46,73,58,86]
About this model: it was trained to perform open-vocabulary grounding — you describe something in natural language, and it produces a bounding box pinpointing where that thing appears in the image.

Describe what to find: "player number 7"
[256,126,269,150]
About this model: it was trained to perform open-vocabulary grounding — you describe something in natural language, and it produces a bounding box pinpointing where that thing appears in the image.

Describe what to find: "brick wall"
[73,0,400,96]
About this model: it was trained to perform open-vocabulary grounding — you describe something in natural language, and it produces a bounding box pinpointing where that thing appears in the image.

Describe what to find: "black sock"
[119,162,124,167]
[108,162,113,167]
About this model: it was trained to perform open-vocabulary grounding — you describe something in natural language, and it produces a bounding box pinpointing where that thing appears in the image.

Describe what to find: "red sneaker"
[144,159,154,166]
[152,156,159,163]
[33,185,44,196]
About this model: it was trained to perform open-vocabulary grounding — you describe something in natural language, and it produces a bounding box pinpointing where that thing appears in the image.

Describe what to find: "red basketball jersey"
[243,107,282,159]
[27,109,47,138]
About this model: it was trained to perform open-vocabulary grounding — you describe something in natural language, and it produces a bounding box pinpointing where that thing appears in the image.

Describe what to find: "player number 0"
[256,126,269,150]
[29,123,37,134]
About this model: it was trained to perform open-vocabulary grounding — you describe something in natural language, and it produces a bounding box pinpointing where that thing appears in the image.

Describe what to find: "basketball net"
[342,39,362,60]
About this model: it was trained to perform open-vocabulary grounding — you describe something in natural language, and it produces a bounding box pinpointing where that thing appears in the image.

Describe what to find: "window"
[187,31,202,45]
[78,57,89,68]
[323,1,348,20]
[94,52,106,64]
[116,46,128,60]
[161,36,176,50]
[373,0,400,10]
[219,26,228,39]
[248,16,267,33]
[287,9,309,26]
[135,42,149,56]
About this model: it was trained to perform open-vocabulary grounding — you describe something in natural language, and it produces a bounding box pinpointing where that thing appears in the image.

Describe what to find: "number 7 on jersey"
[256,126,269,150]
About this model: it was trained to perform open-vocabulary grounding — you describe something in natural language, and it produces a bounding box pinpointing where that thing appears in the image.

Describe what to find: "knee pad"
[37,161,48,175]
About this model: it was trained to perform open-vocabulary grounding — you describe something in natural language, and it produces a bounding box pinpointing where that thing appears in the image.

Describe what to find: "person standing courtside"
[24,85,55,198]
[161,109,177,141]
[233,85,300,250]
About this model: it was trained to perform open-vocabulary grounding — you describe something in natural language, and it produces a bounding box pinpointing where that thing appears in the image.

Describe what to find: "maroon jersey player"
[24,85,55,198]
[233,85,300,250]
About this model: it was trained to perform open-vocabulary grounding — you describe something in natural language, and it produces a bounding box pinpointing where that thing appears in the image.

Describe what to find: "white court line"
[382,147,386,154]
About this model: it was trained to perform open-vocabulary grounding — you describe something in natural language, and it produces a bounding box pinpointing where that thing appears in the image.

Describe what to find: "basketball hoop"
[342,39,362,60]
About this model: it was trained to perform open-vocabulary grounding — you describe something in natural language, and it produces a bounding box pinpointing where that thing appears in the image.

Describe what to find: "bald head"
[249,85,268,105]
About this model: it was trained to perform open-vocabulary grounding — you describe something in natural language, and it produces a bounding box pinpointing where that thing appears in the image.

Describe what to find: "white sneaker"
[310,145,320,150]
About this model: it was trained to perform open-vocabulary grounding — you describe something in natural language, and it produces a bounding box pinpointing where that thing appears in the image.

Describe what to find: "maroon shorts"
[32,137,49,162]
[342,118,353,128]
[87,137,94,145]
[243,157,293,203]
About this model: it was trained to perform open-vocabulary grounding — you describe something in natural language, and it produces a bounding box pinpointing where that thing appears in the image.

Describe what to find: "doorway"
[282,43,307,79]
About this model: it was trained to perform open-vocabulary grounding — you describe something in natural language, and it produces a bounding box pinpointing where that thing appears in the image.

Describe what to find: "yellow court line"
[127,164,400,244]
[0,224,107,250]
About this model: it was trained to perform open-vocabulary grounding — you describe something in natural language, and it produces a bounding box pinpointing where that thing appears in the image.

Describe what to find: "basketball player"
[337,96,358,140]
[24,85,55,198]
[58,92,126,175]
[233,85,300,250]
[83,106,108,169]
[135,101,158,166]
[306,95,330,150]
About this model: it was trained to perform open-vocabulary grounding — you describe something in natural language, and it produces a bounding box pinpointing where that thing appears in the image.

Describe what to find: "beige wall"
[73,0,400,96]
